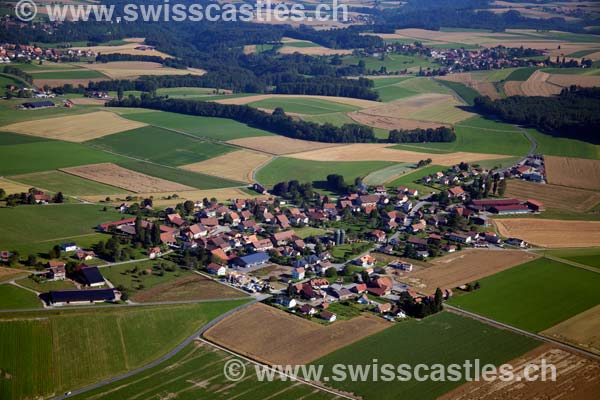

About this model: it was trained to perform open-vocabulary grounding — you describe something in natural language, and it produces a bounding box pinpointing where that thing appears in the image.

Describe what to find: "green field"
[300,112,356,126]
[375,77,451,102]
[293,226,328,239]
[119,109,273,141]
[0,204,119,250]
[256,158,395,187]
[70,340,336,400]
[363,163,416,185]
[538,248,600,269]
[0,138,123,175]
[248,97,359,115]
[449,257,600,332]
[436,80,480,105]
[342,54,437,73]
[284,40,320,48]
[100,259,191,294]
[386,164,444,194]
[527,128,600,159]
[117,159,243,189]
[89,126,233,167]
[391,116,531,156]
[16,277,77,292]
[0,300,249,399]
[0,131,47,146]
[504,67,539,81]
[314,312,539,400]
[0,284,42,310]
[11,170,129,196]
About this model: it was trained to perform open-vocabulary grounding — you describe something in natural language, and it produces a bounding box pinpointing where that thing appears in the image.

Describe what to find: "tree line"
[473,86,600,144]
[389,126,456,143]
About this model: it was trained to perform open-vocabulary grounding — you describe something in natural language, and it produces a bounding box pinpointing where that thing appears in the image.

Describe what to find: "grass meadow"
[449,257,600,332]
[0,284,42,310]
[248,97,359,115]
[11,170,129,196]
[119,109,273,141]
[537,248,600,269]
[314,312,539,400]
[256,158,395,187]
[0,300,250,400]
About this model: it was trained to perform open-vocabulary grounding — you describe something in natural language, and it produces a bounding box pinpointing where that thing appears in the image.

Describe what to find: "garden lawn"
[314,312,539,400]
[449,257,600,332]
[120,110,273,141]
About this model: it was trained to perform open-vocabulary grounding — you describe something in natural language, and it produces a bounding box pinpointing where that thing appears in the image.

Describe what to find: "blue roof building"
[232,252,270,268]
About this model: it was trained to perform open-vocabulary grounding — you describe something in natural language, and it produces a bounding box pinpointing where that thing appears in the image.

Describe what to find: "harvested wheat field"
[356,93,472,124]
[542,305,600,355]
[72,38,172,58]
[288,143,507,165]
[348,112,451,130]
[0,266,28,282]
[503,80,526,96]
[181,150,272,183]
[32,77,109,87]
[547,73,600,88]
[131,274,246,303]
[494,219,600,248]
[203,303,391,365]
[227,136,342,155]
[505,70,563,97]
[436,73,501,99]
[438,344,600,400]
[0,177,32,195]
[1,111,146,142]
[79,61,205,79]
[67,97,109,105]
[214,94,380,109]
[398,250,539,295]
[60,163,195,193]
[82,187,257,206]
[545,156,600,191]
[506,179,600,212]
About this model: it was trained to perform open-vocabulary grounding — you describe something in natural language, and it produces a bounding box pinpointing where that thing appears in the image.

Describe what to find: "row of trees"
[473,87,600,144]
[108,96,377,143]
[389,127,456,143]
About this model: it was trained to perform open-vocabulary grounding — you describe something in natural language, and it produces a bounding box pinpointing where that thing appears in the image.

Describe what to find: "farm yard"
[314,312,540,400]
[0,300,249,400]
[544,156,600,190]
[505,179,600,213]
[449,257,600,332]
[541,305,600,356]
[181,150,273,183]
[68,341,337,400]
[60,163,196,193]
[494,219,600,247]
[398,250,540,295]
[439,344,600,400]
[0,111,147,142]
[203,303,391,365]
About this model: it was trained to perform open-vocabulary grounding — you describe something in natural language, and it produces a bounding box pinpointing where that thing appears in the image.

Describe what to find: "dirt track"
[203,303,391,365]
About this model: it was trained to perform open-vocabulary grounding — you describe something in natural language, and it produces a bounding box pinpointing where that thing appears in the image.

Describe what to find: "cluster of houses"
[509,156,545,183]
[0,43,95,63]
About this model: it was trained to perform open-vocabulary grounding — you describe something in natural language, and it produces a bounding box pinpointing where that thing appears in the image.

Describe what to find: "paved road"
[52,296,265,400]
[445,304,600,361]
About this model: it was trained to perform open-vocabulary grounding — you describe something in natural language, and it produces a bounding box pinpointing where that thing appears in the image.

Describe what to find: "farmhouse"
[48,289,116,305]
[47,265,66,281]
[320,310,337,322]
[78,266,105,287]
[207,263,226,276]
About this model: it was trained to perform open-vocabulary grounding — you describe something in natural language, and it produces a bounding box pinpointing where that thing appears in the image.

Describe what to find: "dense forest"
[473,87,600,144]
[389,127,456,143]
[107,96,377,143]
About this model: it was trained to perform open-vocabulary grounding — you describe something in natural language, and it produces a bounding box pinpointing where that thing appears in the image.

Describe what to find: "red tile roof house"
[369,229,387,243]
[272,230,297,246]
[167,213,186,227]
[375,302,392,313]
[47,265,66,281]
[147,247,162,259]
[367,277,393,297]
[448,186,466,199]
[352,283,367,293]
[299,304,317,316]
[276,214,291,229]
[75,250,96,261]
[320,310,337,322]
[207,263,226,276]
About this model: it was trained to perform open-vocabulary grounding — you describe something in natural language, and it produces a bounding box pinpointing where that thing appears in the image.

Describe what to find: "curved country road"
[51,297,263,400]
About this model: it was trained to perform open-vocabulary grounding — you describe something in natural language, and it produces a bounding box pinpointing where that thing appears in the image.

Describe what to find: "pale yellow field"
[0,177,32,195]
[547,73,600,88]
[227,136,343,155]
[278,45,353,56]
[287,143,507,165]
[214,94,380,108]
[79,61,206,79]
[61,163,195,193]
[181,150,273,183]
[494,219,600,248]
[542,305,600,355]
[545,156,600,190]
[1,111,147,142]
[72,38,172,58]
[82,188,258,206]
[357,93,472,124]
[347,112,450,130]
